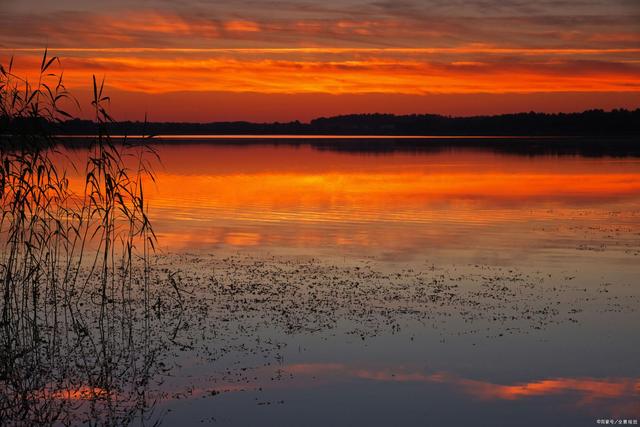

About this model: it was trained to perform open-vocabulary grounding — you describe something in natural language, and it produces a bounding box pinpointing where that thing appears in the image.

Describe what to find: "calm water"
[66,140,640,425]
[145,142,640,262]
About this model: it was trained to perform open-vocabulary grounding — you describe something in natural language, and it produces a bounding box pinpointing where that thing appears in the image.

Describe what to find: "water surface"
[147,143,640,264]
[65,140,640,425]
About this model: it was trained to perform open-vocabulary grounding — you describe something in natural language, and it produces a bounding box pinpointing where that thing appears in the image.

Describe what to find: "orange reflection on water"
[455,377,639,402]
[138,145,640,251]
[224,232,262,246]
[285,363,640,405]
[46,386,110,401]
[60,145,640,253]
[152,170,640,211]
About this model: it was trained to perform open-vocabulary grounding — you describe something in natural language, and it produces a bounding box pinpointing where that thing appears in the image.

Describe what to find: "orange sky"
[1,1,639,121]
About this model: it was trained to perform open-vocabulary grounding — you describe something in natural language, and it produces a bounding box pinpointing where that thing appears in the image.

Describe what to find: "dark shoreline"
[3,108,638,156]
[7,108,635,138]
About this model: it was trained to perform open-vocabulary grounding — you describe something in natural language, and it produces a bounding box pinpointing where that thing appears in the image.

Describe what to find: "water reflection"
[15,140,638,426]
[284,363,640,403]
[0,264,190,426]
[132,144,640,263]
[0,140,180,426]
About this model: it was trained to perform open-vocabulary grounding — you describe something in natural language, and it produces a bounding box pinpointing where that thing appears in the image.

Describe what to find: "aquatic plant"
[0,50,164,426]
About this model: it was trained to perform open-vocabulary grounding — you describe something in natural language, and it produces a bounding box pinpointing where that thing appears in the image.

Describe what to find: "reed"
[1,50,165,426]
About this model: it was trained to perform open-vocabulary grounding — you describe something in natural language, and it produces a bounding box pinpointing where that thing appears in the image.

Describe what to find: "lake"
[136,139,639,426]
[11,138,640,426]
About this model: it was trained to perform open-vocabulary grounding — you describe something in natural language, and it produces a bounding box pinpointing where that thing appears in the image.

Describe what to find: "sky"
[1,0,639,122]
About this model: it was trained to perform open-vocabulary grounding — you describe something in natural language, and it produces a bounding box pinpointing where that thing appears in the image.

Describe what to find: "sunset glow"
[2,0,638,121]
[2,2,640,425]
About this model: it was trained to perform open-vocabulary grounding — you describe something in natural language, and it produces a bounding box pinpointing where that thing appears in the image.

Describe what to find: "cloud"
[224,20,261,32]
[4,48,639,95]
[0,6,638,49]
[2,1,637,119]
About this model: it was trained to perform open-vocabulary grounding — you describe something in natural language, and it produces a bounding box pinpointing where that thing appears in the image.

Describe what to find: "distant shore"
[3,108,638,155]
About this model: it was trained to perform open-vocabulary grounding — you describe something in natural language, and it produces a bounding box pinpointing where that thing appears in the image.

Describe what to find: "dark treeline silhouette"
[47,108,640,136]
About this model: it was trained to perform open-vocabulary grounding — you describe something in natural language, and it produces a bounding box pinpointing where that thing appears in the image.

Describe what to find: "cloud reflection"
[285,363,640,404]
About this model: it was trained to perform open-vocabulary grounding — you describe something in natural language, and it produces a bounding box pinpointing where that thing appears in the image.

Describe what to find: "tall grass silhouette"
[0,50,170,426]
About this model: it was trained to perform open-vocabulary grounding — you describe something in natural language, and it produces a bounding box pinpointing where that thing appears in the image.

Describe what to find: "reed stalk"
[1,49,161,426]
